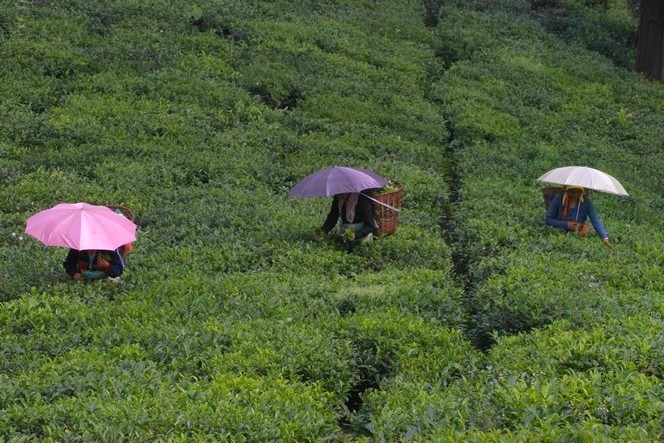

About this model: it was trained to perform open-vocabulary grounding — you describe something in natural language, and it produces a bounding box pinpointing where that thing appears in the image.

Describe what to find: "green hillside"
[1,0,662,440]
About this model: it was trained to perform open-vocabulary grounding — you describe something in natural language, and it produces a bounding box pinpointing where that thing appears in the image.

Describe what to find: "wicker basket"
[106,205,135,222]
[542,186,562,210]
[371,180,404,237]
[106,205,135,258]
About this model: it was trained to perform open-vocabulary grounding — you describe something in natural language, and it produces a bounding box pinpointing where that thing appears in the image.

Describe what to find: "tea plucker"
[315,192,377,243]
[64,248,125,280]
[546,185,610,245]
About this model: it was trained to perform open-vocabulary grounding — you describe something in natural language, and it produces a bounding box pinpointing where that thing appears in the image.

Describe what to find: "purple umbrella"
[289,166,388,198]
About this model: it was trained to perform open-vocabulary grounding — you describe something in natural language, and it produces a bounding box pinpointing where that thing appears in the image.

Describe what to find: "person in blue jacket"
[546,186,610,245]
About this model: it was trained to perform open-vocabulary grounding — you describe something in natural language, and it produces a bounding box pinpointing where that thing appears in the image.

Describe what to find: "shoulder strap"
[360,193,400,212]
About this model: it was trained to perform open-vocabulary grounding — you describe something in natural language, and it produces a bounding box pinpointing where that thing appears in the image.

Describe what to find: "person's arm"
[356,195,377,238]
[545,194,569,230]
[63,249,79,277]
[106,249,125,277]
[585,199,608,240]
[321,196,340,234]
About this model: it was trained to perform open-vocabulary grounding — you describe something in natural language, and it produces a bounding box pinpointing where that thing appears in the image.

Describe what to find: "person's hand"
[96,257,110,271]
[602,237,611,245]
[314,228,325,242]
[73,272,81,280]
[342,229,356,242]
[567,221,580,230]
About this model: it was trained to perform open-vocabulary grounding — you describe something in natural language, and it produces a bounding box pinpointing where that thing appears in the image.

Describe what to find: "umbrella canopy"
[288,166,388,198]
[25,202,137,251]
[537,166,628,196]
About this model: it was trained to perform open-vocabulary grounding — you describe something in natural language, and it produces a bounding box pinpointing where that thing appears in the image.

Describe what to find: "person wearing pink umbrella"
[25,202,137,282]
[63,248,125,281]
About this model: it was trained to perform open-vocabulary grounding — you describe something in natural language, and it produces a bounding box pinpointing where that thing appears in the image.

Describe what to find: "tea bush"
[438,0,663,337]
[431,0,662,439]
[356,316,664,440]
[1,0,662,439]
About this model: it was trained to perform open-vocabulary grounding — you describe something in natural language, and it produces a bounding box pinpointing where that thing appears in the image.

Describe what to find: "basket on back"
[107,205,135,222]
[371,180,404,237]
[542,186,562,210]
[106,205,135,258]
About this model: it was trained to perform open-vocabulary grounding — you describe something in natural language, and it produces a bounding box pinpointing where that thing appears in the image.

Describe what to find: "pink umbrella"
[25,202,137,251]
[288,166,388,198]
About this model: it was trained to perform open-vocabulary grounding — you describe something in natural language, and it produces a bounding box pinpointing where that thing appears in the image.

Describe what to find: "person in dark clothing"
[63,248,125,281]
[315,193,378,243]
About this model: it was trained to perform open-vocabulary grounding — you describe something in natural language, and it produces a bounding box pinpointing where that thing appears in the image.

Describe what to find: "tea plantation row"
[1,0,465,440]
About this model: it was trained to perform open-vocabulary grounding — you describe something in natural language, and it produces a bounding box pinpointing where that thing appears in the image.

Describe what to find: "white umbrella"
[537,166,628,196]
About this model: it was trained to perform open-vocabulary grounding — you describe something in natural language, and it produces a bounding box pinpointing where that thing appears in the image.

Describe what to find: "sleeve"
[107,249,125,277]
[545,194,568,231]
[585,198,608,239]
[356,196,377,238]
[63,249,79,276]
[321,196,340,234]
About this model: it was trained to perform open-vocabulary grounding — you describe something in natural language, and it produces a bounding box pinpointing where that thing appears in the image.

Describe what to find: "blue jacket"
[546,193,608,239]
